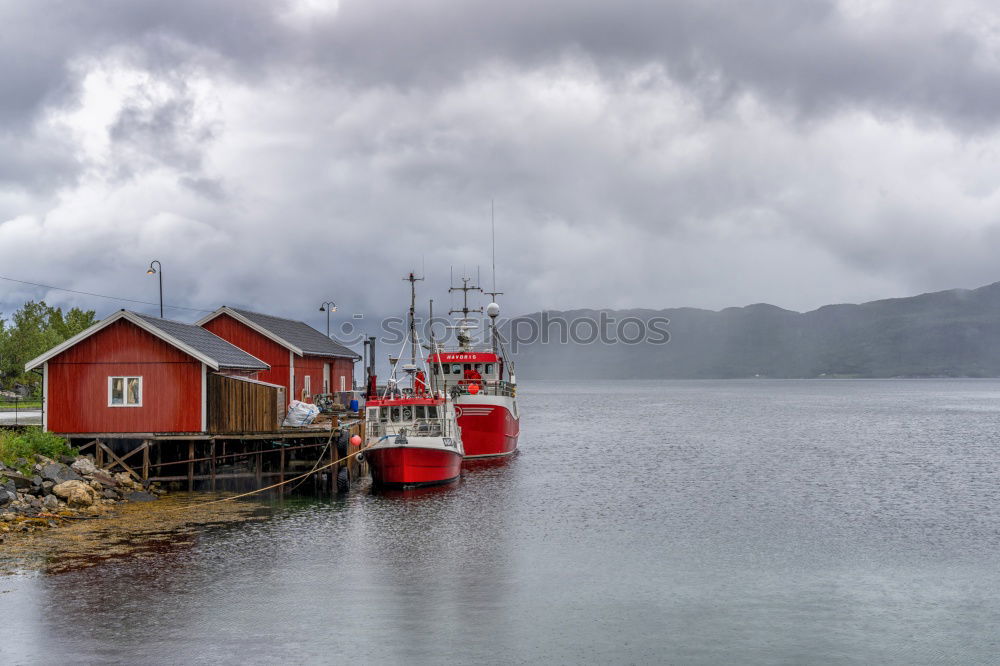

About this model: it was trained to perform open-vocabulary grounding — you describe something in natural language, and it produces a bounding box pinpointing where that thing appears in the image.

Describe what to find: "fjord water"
[4,379,1000,664]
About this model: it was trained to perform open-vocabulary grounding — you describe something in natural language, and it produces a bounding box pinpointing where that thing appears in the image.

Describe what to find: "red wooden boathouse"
[25,310,272,434]
[196,307,359,404]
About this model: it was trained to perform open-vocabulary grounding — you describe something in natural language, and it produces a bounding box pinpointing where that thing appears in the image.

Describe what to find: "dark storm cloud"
[6,1,1000,131]
[294,1,1000,129]
[2,0,1000,325]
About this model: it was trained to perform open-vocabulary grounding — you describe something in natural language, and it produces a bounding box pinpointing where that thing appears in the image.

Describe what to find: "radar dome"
[486,302,501,318]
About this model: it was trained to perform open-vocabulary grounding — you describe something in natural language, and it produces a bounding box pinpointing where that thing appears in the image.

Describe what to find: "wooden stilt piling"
[330,432,337,494]
[255,441,262,486]
[187,440,195,492]
[279,446,285,493]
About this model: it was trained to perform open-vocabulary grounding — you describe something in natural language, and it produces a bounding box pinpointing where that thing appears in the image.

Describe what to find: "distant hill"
[505,282,1000,379]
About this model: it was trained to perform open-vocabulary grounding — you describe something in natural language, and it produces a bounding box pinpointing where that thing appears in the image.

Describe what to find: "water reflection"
[0,494,270,576]
[6,381,1000,663]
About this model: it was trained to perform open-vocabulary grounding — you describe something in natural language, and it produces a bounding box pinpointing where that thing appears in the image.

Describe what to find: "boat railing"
[433,379,516,398]
[366,418,450,438]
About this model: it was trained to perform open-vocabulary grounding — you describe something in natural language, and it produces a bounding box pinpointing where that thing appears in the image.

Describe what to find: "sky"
[4,0,1000,335]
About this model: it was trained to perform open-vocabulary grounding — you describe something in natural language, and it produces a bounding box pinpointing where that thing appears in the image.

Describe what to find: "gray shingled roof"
[133,313,269,370]
[230,307,360,359]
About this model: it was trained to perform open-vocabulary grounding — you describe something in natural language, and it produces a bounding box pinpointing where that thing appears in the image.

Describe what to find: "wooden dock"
[58,416,368,494]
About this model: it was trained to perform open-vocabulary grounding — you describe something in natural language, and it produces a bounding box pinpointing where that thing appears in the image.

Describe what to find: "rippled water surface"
[4,379,1000,664]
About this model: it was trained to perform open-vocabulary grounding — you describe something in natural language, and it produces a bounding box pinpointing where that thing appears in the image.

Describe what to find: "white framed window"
[108,376,142,407]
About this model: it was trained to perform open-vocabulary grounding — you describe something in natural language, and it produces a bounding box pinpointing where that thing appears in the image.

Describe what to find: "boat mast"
[449,275,482,350]
[404,271,423,368]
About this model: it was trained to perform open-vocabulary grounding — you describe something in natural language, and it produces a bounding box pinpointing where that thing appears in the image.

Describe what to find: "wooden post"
[187,440,195,492]
[330,434,337,495]
[210,441,217,492]
[95,440,104,468]
[255,441,262,487]
[142,441,150,480]
[279,446,285,493]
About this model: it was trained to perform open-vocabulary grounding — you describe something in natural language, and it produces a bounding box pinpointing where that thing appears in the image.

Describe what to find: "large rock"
[91,472,117,488]
[3,472,32,490]
[125,491,157,502]
[42,463,81,484]
[70,458,99,476]
[52,480,98,508]
[0,490,14,506]
[42,494,59,510]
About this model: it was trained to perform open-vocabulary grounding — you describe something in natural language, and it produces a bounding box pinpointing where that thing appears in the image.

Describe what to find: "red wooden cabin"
[196,307,359,405]
[25,310,271,435]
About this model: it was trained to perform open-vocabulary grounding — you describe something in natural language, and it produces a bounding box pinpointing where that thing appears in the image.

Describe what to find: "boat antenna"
[491,199,496,293]
[485,202,504,354]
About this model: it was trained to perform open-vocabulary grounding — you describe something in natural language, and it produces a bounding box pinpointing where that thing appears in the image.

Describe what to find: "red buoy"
[469,383,480,394]
[350,435,362,446]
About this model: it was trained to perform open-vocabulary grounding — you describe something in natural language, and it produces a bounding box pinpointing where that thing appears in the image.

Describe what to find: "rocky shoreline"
[0,455,165,538]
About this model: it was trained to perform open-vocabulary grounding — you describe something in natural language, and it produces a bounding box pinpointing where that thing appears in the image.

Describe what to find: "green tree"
[0,301,96,394]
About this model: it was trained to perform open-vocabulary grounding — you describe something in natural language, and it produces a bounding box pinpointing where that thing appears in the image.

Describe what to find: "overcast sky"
[3,0,1000,334]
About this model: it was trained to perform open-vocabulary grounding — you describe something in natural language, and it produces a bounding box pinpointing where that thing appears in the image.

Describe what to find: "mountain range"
[506,282,1000,379]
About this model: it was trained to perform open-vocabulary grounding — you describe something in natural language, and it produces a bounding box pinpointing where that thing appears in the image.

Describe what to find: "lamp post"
[146,260,163,318]
[319,301,337,337]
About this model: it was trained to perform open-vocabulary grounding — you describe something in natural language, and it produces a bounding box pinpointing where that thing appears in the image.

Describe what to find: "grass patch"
[0,400,41,409]
[0,429,77,475]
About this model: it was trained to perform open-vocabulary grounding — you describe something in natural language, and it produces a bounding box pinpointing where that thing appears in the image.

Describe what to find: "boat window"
[451,364,461,374]
[380,407,389,421]
[391,406,401,422]
[401,406,413,421]
[415,405,425,419]
[485,363,494,375]
[426,405,438,418]
[368,408,378,421]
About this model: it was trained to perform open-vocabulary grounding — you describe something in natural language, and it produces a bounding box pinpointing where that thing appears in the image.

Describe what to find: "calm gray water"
[4,379,1000,664]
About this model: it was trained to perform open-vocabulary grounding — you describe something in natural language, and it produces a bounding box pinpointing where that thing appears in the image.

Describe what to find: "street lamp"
[319,301,337,337]
[146,260,163,318]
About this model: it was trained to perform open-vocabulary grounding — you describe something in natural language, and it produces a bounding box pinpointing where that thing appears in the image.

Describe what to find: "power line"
[0,275,214,313]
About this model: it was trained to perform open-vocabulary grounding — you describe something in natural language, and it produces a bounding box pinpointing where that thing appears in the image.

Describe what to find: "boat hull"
[455,397,519,459]
[366,445,463,488]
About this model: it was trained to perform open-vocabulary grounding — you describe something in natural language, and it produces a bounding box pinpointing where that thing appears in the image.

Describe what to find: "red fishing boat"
[427,276,520,459]
[363,274,464,488]
[363,395,463,488]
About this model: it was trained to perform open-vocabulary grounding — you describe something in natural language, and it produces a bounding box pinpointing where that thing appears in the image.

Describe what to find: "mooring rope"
[169,439,375,510]
[286,433,336,493]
